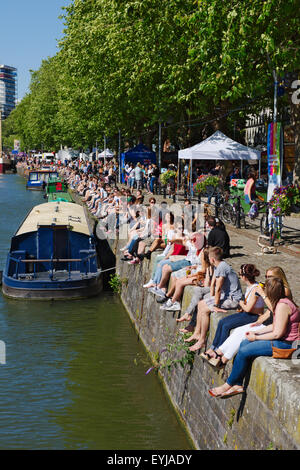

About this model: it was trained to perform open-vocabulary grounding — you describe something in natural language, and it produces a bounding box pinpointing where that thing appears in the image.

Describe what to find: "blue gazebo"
[121,143,156,182]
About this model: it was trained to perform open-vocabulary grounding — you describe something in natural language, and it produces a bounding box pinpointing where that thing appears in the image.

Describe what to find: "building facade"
[0,65,17,119]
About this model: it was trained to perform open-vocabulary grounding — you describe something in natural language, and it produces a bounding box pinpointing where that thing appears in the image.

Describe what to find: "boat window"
[29,173,38,181]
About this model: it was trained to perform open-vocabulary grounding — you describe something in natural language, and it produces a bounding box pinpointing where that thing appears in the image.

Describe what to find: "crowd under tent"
[178,130,261,191]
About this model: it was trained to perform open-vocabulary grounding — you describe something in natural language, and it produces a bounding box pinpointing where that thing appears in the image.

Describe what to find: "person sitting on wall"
[185,246,242,352]
[208,277,300,398]
[147,232,205,302]
[207,216,230,258]
[203,266,293,368]
[201,263,265,367]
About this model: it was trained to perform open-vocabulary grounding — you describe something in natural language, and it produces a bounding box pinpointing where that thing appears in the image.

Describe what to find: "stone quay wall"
[112,240,300,450]
[68,187,300,450]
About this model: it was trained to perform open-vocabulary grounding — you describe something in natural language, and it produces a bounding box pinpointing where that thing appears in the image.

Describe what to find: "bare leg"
[176,312,192,323]
[137,241,146,255]
[171,278,192,303]
[158,264,172,289]
[184,300,205,343]
[186,300,211,351]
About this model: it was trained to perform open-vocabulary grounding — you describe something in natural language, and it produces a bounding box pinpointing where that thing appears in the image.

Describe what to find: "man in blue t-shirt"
[185,246,242,352]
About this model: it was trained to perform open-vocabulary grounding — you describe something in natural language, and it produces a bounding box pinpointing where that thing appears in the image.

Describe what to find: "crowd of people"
[59,159,300,401]
[17,155,300,400]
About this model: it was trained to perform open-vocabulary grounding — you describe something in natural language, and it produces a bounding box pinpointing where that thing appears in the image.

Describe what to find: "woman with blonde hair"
[202,266,293,368]
[209,276,300,398]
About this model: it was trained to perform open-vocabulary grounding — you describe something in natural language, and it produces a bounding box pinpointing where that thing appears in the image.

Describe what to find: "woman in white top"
[202,264,265,367]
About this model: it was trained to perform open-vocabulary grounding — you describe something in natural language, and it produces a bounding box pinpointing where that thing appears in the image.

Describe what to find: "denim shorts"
[167,259,191,272]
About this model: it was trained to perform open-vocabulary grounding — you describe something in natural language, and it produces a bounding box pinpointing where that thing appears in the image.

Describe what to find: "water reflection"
[0,175,192,450]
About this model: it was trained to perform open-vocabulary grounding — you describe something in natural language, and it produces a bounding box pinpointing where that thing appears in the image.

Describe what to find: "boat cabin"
[26,170,59,190]
[2,202,102,299]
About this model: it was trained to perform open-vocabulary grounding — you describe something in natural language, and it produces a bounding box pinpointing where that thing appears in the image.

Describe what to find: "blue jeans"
[127,235,138,253]
[211,312,259,351]
[150,176,157,193]
[152,259,191,285]
[152,259,174,285]
[227,339,293,386]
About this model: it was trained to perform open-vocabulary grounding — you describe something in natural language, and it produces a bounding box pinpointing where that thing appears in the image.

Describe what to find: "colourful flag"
[267,122,282,201]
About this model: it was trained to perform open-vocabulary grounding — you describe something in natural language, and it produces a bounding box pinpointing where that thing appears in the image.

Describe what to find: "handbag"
[271,345,297,359]
[272,323,300,359]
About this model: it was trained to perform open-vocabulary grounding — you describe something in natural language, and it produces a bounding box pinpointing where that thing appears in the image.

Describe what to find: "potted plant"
[193,175,221,195]
[269,184,300,216]
[160,169,177,186]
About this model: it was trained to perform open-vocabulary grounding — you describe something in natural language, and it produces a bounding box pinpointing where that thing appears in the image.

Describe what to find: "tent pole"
[190,159,193,196]
[177,154,180,192]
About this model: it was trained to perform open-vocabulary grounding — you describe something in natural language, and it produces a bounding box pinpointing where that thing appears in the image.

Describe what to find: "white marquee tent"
[178,131,261,192]
[178,130,261,161]
[99,148,114,158]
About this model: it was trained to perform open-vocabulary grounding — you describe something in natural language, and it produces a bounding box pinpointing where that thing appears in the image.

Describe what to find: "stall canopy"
[178,131,261,161]
[121,143,156,182]
[99,149,114,158]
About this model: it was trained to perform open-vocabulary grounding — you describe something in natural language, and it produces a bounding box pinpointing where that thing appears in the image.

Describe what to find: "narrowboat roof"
[15,202,91,237]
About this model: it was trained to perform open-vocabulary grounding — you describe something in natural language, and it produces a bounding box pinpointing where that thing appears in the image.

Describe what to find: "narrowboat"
[26,169,59,190]
[46,177,73,203]
[2,201,102,300]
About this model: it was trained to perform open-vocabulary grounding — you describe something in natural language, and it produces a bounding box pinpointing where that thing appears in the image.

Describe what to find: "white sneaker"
[143,279,154,288]
[152,288,167,297]
[166,301,181,311]
[160,298,173,310]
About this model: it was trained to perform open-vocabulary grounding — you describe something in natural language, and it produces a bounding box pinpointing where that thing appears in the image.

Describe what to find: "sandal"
[200,350,217,363]
[220,387,244,399]
[208,388,223,398]
[209,353,226,368]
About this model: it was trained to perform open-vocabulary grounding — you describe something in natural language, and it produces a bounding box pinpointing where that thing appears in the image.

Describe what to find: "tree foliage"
[3,0,299,152]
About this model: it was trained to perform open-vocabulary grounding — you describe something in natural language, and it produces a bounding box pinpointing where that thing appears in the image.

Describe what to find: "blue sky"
[0,0,71,100]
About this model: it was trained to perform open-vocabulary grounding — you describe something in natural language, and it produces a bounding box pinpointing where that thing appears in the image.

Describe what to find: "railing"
[8,252,98,281]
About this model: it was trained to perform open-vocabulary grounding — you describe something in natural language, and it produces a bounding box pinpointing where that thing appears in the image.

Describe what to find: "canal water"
[0,174,192,450]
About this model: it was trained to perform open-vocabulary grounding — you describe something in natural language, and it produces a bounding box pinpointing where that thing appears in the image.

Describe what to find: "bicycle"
[260,203,283,247]
[219,195,247,229]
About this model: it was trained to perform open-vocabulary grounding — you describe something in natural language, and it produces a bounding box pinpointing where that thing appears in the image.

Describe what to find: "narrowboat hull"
[2,273,103,300]
[3,201,103,301]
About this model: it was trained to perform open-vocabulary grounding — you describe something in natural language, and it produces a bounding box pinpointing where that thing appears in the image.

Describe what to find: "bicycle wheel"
[220,203,233,224]
[240,207,247,229]
[269,224,276,246]
[260,214,269,235]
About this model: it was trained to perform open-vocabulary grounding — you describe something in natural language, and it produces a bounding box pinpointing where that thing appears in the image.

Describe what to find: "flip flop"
[220,387,244,399]
[208,389,223,398]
